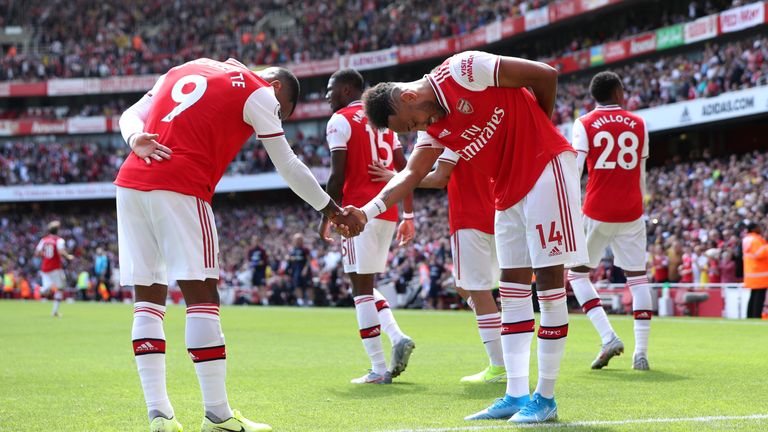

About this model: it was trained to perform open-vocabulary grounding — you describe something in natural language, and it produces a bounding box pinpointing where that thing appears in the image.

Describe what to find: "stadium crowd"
[0,0,745,82]
[1,0,552,81]
[0,134,333,185]
[0,191,451,306]
[2,32,767,186]
[552,35,768,124]
[2,150,766,306]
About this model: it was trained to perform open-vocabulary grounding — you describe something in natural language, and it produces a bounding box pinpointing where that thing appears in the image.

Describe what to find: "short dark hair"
[747,221,760,233]
[261,66,300,116]
[331,68,364,92]
[362,82,398,129]
[589,71,622,104]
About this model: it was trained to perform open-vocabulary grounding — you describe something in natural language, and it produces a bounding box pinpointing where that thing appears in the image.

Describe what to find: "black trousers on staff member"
[746,288,767,318]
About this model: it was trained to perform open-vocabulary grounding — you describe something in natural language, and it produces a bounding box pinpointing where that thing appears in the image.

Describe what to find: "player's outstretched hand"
[396,218,415,247]
[367,161,395,182]
[318,215,334,244]
[130,133,172,165]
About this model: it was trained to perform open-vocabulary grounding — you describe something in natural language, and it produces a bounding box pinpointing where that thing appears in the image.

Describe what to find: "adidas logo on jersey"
[438,129,451,138]
[549,246,562,257]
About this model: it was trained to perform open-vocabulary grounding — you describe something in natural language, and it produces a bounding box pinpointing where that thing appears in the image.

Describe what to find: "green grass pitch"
[1,301,767,431]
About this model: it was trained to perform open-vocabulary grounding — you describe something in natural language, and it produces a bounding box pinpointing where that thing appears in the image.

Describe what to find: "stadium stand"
[1,0,767,313]
[1,0,557,81]
[1,149,766,306]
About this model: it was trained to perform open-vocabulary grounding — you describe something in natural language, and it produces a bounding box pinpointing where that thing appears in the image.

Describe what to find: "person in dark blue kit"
[288,233,312,305]
[248,236,269,305]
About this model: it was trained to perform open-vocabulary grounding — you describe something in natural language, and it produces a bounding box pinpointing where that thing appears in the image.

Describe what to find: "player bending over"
[117,58,360,432]
[346,50,588,424]
[369,146,505,384]
[320,68,416,384]
[567,71,652,371]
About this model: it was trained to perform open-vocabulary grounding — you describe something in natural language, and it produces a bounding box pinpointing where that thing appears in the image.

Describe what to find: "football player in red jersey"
[34,220,74,317]
[368,145,506,384]
[320,69,416,384]
[567,71,652,372]
[116,59,360,432]
[349,51,588,423]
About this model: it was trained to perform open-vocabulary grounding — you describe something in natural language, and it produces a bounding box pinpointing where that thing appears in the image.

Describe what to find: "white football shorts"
[495,151,588,269]
[40,269,66,294]
[578,215,647,271]
[342,219,396,274]
[117,187,219,287]
[450,229,499,290]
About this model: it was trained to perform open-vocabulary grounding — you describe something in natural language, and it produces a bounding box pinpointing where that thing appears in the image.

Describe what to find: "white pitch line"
[380,414,768,432]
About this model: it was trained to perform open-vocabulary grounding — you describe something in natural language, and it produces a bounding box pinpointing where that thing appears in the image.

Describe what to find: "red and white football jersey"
[36,234,65,272]
[327,100,400,222]
[572,105,649,222]
[434,146,494,235]
[416,51,573,210]
[115,58,284,203]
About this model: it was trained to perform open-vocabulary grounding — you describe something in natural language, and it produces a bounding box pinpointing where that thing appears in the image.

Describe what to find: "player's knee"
[534,265,564,290]
[500,268,532,284]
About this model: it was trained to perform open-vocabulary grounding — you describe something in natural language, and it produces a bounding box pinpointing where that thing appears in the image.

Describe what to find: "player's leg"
[511,152,586,424]
[466,210,533,420]
[349,271,390,383]
[453,229,505,383]
[372,288,405,344]
[177,279,233,422]
[117,187,179,430]
[368,220,414,378]
[133,284,176,426]
[342,225,390,384]
[568,218,623,369]
[160,192,270,431]
[613,218,652,370]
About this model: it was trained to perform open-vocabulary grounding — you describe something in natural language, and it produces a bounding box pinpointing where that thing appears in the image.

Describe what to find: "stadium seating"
[2,149,765,305]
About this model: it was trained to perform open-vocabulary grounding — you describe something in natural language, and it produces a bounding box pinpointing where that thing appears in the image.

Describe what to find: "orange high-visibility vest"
[743,232,768,289]
[20,279,31,298]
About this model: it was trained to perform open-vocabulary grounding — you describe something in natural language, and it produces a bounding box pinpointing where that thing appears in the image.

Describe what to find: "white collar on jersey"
[595,104,621,111]
[347,100,363,107]
[224,58,249,70]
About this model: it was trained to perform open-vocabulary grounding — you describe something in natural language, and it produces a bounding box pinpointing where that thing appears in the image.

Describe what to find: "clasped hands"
[319,202,367,242]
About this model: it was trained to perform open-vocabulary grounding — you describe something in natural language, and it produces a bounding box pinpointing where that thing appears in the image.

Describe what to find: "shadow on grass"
[512,425,615,432]
[583,368,689,383]
[326,381,429,399]
[378,421,616,432]
[457,382,509,400]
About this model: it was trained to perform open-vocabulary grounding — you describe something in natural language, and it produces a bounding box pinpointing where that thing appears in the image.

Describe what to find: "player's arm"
[393,147,415,246]
[118,74,172,164]
[369,138,456,189]
[571,119,589,179]
[496,55,558,117]
[347,147,442,225]
[640,122,650,202]
[419,161,454,189]
[320,114,351,242]
[244,90,357,234]
[57,238,74,261]
[368,159,453,189]
[450,51,558,117]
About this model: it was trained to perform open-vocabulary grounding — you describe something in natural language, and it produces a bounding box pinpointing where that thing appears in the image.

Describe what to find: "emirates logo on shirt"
[456,98,474,114]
